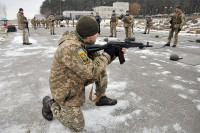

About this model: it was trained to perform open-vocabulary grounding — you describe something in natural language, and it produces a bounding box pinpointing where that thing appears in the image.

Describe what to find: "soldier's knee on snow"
[70,121,85,132]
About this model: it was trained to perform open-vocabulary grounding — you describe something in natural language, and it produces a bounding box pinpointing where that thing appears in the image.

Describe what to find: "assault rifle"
[84,38,152,64]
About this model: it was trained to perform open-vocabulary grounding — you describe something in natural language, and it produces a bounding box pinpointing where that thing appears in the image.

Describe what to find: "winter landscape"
[0,19,200,133]
[0,0,200,132]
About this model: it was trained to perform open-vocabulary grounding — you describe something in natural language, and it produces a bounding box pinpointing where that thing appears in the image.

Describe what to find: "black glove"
[104,47,119,59]
[178,29,181,32]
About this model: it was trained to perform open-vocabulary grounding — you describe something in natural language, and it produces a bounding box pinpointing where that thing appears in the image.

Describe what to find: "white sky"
[0,0,44,20]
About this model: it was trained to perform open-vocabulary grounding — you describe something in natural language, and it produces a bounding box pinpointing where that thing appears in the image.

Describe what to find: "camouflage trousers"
[131,24,134,33]
[167,28,179,45]
[46,24,49,29]
[51,102,85,132]
[51,70,107,132]
[144,25,151,34]
[50,24,55,34]
[42,24,45,28]
[110,23,117,37]
[23,28,29,43]
[33,24,37,29]
[124,26,131,38]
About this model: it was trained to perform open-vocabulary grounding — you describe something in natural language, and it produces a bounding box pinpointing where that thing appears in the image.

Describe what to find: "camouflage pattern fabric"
[23,28,29,43]
[131,18,135,32]
[49,32,111,107]
[46,18,49,29]
[49,15,55,33]
[122,15,134,38]
[51,102,85,132]
[17,12,26,30]
[66,19,69,27]
[167,11,185,45]
[110,14,118,37]
[17,12,22,29]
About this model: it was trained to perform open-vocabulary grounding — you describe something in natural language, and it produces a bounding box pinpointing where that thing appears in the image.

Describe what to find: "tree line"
[40,0,200,17]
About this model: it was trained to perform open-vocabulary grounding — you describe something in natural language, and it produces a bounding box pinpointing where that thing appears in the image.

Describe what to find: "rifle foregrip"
[118,50,125,64]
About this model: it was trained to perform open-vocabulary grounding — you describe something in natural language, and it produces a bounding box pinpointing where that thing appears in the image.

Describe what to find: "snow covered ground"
[0,24,200,133]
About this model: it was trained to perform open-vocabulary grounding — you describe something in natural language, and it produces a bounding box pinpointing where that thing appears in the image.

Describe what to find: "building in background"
[63,11,91,20]
[93,2,129,18]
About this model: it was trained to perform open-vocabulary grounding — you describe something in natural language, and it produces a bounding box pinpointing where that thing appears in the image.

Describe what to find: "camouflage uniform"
[167,11,185,46]
[46,18,50,29]
[110,13,118,37]
[17,12,22,29]
[72,19,75,27]
[58,20,61,27]
[18,12,29,44]
[37,19,40,28]
[49,32,111,132]
[144,16,152,34]
[131,18,135,33]
[49,15,55,34]
[41,19,46,28]
[66,19,69,27]
[31,17,37,29]
[90,15,96,20]
[122,14,134,38]
[55,20,59,27]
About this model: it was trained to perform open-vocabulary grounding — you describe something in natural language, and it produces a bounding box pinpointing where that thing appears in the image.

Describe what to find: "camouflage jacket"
[49,15,55,25]
[110,14,118,24]
[46,18,49,24]
[18,12,27,30]
[49,32,111,107]
[170,11,185,29]
[122,15,134,27]
[146,17,152,26]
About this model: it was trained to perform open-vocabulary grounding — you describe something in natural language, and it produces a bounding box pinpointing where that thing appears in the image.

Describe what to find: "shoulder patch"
[77,49,90,64]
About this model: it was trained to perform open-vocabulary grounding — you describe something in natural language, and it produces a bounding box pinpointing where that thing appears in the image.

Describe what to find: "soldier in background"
[90,12,96,20]
[46,18,49,29]
[37,19,40,28]
[58,20,61,27]
[95,12,101,34]
[49,13,56,35]
[41,18,46,28]
[164,6,185,47]
[31,17,37,29]
[17,8,32,45]
[66,18,69,27]
[17,9,22,30]
[143,15,152,34]
[55,20,59,27]
[42,16,124,132]
[109,10,118,37]
[122,10,134,38]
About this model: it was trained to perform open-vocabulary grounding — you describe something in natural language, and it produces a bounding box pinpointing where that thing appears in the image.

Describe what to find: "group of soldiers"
[31,15,70,35]
[109,6,184,48]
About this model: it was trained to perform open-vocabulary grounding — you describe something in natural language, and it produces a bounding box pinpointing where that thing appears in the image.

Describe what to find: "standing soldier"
[46,18,49,29]
[109,10,118,37]
[41,18,46,28]
[17,9,22,29]
[58,20,61,27]
[164,6,185,47]
[17,8,32,45]
[122,10,134,38]
[42,16,125,132]
[90,12,96,20]
[95,12,102,34]
[131,17,135,33]
[49,13,56,35]
[55,20,59,27]
[37,19,40,28]
[66,18,69,27]
[31,17,37,29]
[143,15,152,34]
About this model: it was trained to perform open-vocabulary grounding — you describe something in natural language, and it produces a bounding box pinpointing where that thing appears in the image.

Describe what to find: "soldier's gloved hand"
[178,29,181,32]
[104,47,119,59]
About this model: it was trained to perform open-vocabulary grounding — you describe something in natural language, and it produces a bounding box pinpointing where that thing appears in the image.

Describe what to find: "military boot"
[164,43,170,46]
[172,45,176,47]
[109,35,113,37]
[143,32,146,34]
[95,96,117,106]
[42,96,54,121]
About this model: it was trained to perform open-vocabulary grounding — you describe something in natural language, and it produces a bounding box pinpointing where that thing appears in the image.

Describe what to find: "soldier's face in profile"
[20,10,23,13]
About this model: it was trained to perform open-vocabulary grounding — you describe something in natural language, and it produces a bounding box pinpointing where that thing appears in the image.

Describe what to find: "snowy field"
[0,23,200,133]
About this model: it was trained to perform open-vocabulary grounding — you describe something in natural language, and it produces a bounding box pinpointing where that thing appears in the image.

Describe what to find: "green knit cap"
[76,16,99,38]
